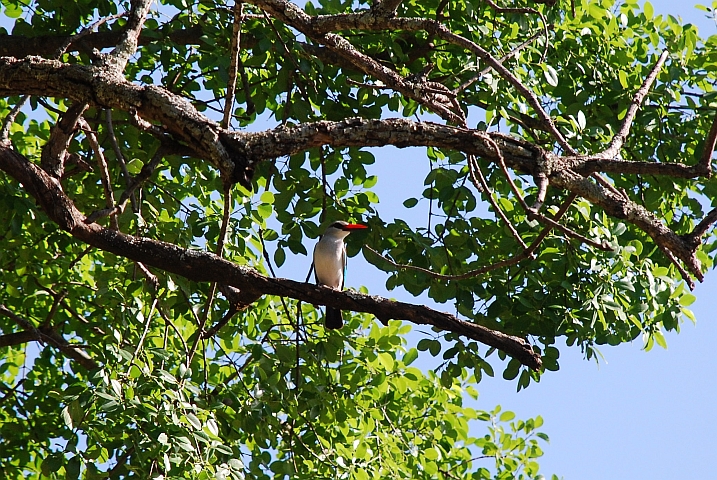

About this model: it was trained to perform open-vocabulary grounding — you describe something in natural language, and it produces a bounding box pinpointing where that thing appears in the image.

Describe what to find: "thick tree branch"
[305,10,569,149]
[246,0,464,123]
[0,143,542,370]
[231,118,700,277]
[0,55,707,282]
[0,25,214,59]
[0,56,253,188]
[550,168,703,281]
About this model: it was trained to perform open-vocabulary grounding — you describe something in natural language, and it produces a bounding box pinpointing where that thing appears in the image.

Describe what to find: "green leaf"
[543,65,559,87]
[653,330,668,350]
[402,347,418,366]
[126,158,144,175]
[403,198,418,208]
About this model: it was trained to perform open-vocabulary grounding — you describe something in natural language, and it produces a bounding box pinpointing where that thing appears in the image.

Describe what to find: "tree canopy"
[0,0,715,478]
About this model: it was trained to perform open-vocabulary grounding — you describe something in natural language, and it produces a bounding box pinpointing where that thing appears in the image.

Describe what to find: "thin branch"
[453,29,544,95]
[600,49,669,159]
[105,109,138,211]
[41,102,88,179]
[158,306,189,357]
[85,146,164,224]
[53,13,126,59]
[0,95,29,144]
[303,10,569,143]
[79,119,119,230]
[42,289,68,327]
[222,1,244,129]
[248,0,463,123]
[259,228,294,321]
[365,243,532,281]
[481,0,549,62]
[656,242,694,289]
[126,296,159,374]
[492,144,611,250]
[0,304,98,370]
[188,185,232,365]
[467,154,527,249]
[684,207,717,249]
[698,109,717,175]
[364,193,579,282]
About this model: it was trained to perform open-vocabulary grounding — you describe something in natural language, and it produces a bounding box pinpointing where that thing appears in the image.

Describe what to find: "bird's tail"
[325,307,344,330]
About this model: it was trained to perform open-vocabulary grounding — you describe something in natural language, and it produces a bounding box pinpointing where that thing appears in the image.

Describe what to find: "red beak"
[342,223,368,231]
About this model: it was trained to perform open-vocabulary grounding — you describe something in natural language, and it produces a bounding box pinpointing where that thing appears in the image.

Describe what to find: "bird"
[313,220,368,329]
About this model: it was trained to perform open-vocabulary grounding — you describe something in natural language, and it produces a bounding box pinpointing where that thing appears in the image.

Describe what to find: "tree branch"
[0,143,541,370]
[107,0,154,71]
[245,0,464,123]
[0,55,253,188]
[0,304,98,370]
[600,50,669,159]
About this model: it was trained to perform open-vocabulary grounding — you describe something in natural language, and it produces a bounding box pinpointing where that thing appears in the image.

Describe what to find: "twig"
[222,1,244,129]
[135,262,159,291]
[656,243,694,289]
[158,306,189,357]
[320,147,328,223]
[481,0,549,62]
[491,140,611,250]
[126,296,159,374]
[258,228,294,323]
[467,154,527,249]
[187,185,233,366]
[79,119,119,230]
[105,109,138,211]
[365,243,531,281]
[261,9,313,104]
[53,12,126,59]
[600,49,669,159]
[698,109,717,175]
[301,9,569,137]
[0,95,29,144]
[41,289,68,327]
[364,193,580,281]
[0,304,98,369]
[85,146,164,224]
[453,30,544,95]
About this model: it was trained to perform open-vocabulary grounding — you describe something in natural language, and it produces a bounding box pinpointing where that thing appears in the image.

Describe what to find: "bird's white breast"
[313,235,345,289]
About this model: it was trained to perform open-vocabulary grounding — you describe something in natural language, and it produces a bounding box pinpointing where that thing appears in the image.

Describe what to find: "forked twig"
[467,154,527,249]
